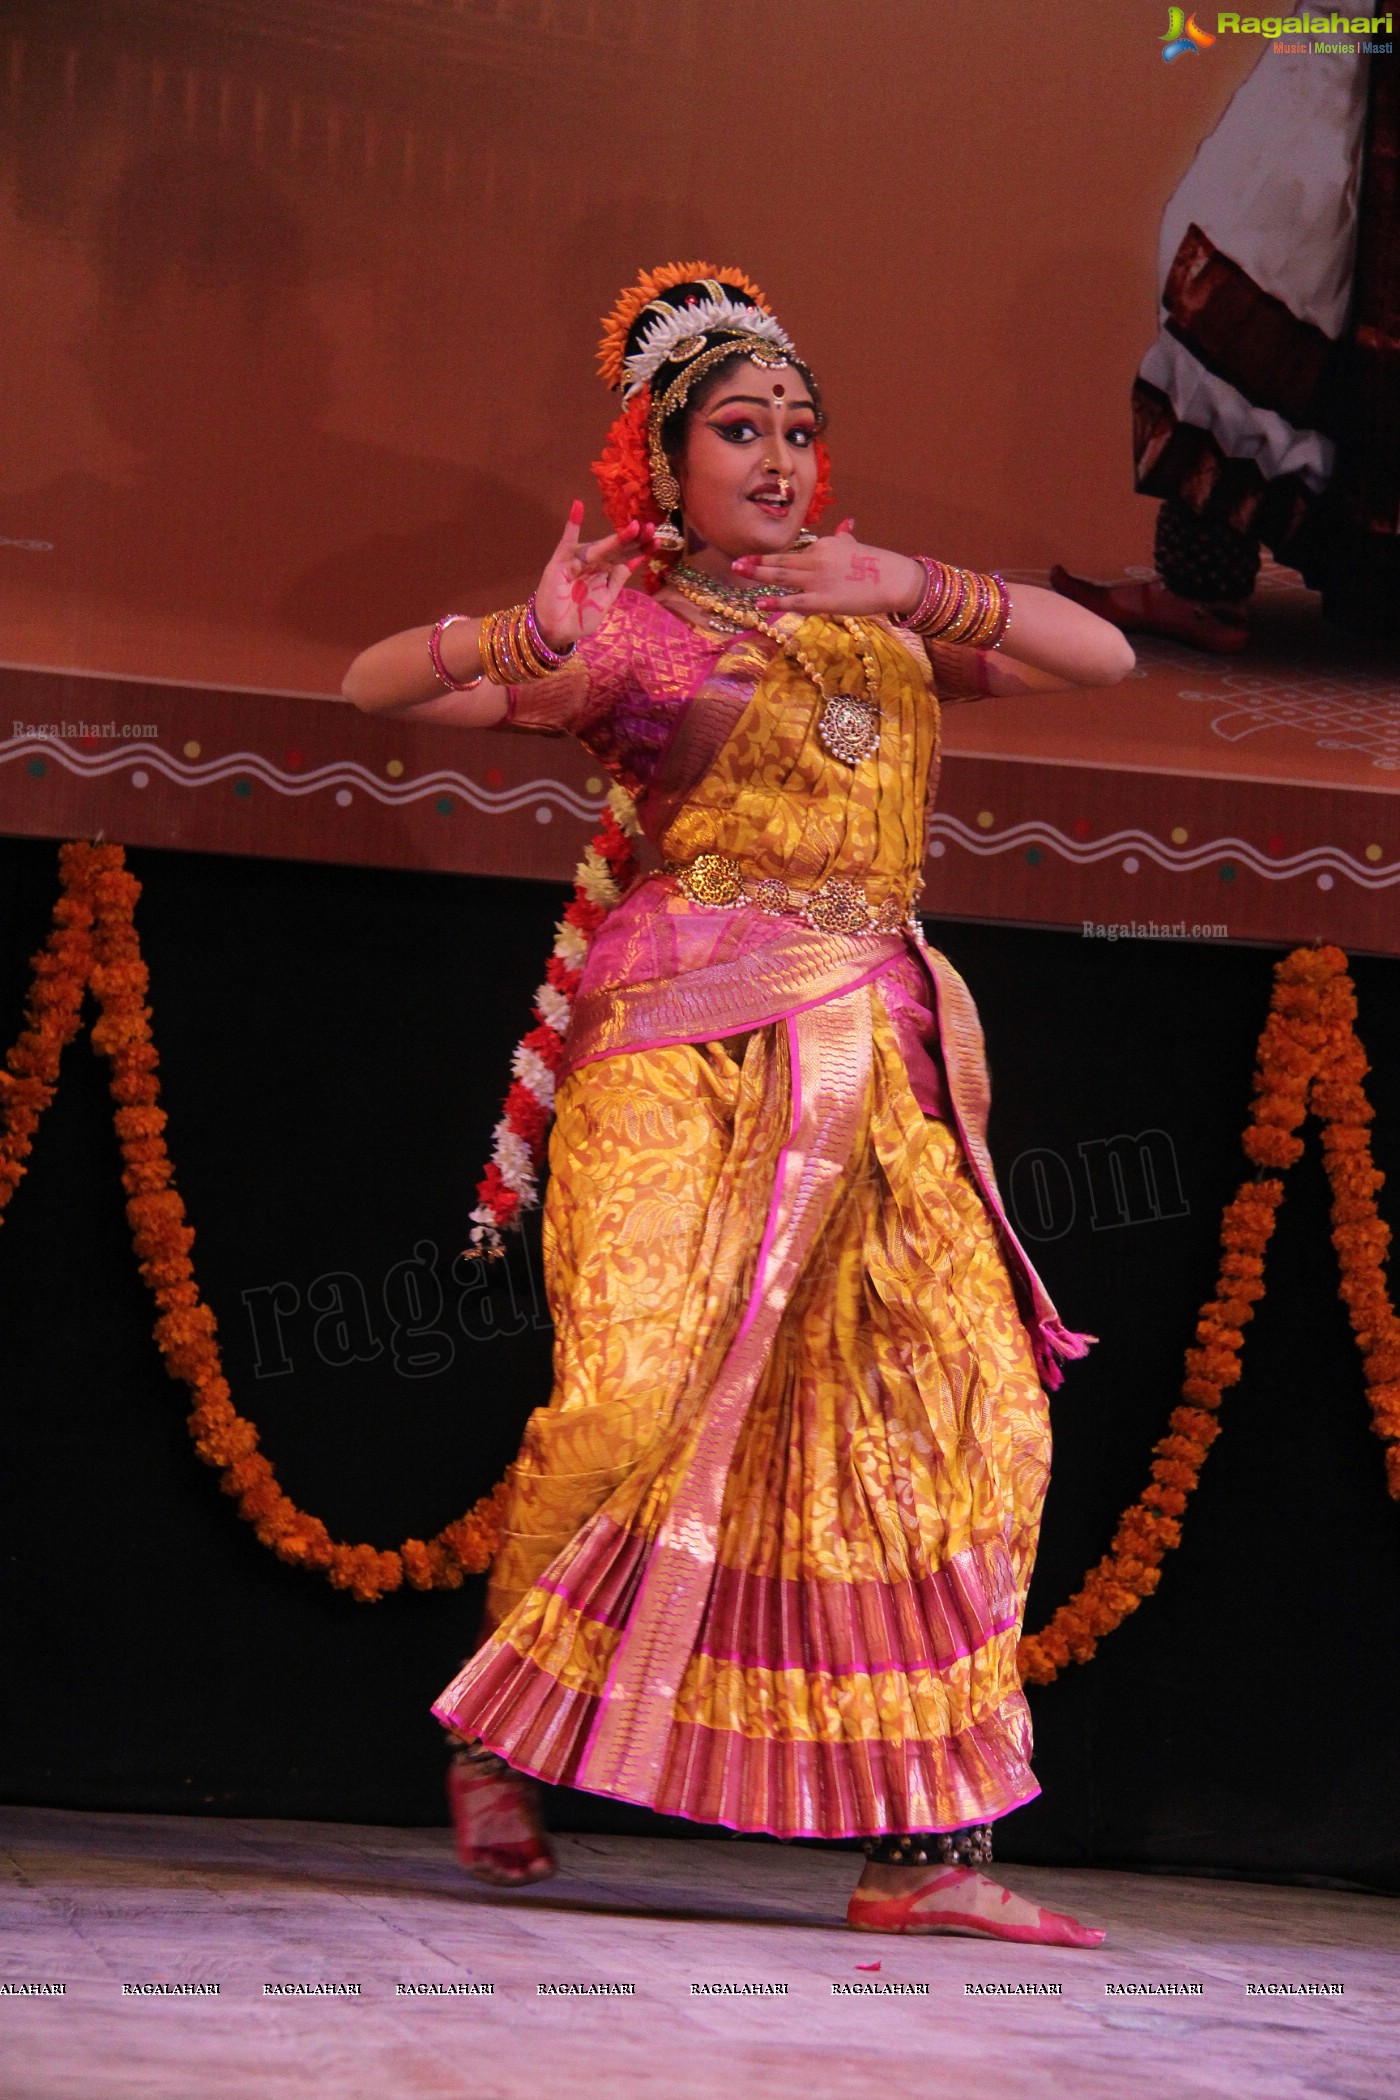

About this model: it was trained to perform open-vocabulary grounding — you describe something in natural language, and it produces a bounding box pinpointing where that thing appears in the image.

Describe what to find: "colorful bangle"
[984,575,1012,650]
[428,614,483,692]
[903,561,1010,650]
[902,556,944,629]
[477,600,577,685]
[523,597,573,671]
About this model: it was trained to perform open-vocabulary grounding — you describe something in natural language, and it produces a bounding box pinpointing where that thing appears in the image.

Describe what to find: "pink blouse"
[501,590,724,797]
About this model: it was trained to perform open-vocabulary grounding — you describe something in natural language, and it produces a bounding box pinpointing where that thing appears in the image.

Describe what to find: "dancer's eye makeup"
[706,415,816,447]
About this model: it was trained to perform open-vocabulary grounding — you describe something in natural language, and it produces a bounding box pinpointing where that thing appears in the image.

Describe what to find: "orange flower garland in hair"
[1018,944,1398,1686]
[595,260,774,391]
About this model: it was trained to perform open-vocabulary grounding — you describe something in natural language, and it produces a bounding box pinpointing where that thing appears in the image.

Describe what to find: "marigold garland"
[1017,944,1399,1686]
[3,863,1394,1630]
[0,842,505,1604]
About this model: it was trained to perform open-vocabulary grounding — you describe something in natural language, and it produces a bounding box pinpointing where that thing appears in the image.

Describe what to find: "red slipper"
[848,1867,1106,1947]
[446,1743,556,1887]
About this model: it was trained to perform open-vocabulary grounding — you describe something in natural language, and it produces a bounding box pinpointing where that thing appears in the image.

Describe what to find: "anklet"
[862,1824,994,1868]
[450,1738,512,1777]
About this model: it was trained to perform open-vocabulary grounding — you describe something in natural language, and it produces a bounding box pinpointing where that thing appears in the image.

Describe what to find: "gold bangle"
[907,564,1009,648]
[938,570,980,644]
[477,602,570,684]
[924,567,985,644]
[961,573,1010,649]
[509,605,554,681]
[476,609,505,685]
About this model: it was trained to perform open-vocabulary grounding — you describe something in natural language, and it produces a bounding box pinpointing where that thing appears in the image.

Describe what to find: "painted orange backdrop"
[5,3,1395,951]
[0,0,1260,696]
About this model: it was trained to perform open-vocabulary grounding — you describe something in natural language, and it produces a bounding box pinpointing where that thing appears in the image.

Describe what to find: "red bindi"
[772,383,785,398]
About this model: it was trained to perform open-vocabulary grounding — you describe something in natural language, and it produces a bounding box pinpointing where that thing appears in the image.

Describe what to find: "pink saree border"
[438,1635,1041,1839]
[566,947,897,1077]
[527,1517,1020,1673]
[574,987,874,1805]
[736,1013,802,1345]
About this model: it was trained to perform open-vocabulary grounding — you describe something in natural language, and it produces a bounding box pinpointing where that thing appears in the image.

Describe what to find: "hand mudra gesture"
[732,519,923,621]
[534,500,647,653]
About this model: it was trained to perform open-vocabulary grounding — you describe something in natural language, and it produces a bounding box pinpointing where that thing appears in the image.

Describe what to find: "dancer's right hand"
[534,501,649,653]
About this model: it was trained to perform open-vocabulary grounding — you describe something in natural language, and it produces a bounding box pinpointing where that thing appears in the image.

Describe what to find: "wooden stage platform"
[1,1808,1396,2099]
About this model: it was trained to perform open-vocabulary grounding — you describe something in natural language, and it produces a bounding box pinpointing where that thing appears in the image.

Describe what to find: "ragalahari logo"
[1162,7,1217,54]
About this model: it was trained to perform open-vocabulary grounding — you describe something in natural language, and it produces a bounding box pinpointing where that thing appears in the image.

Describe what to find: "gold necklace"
[670,573,882,767]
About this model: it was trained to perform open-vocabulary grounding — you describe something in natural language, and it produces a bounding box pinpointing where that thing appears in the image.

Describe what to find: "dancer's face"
[677,359,819,558]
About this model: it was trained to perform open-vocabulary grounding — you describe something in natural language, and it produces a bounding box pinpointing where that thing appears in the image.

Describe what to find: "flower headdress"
[591,261,832,567]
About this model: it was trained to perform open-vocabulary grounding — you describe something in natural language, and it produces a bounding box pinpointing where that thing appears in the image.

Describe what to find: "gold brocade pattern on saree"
[433,613,1054,1838]
[439,1003,1051,1834]
[654,616,937,912]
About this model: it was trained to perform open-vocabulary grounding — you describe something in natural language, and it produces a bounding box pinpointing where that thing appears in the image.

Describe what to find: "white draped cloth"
[1138,49,1371,496]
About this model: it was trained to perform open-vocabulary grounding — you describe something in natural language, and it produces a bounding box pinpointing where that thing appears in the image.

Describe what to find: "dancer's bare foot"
[446,1743,556,1887]
[847,1861,1105,1947]
[1050,565,1251,655]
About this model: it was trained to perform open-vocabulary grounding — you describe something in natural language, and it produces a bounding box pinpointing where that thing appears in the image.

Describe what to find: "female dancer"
[344,266,1134,1945]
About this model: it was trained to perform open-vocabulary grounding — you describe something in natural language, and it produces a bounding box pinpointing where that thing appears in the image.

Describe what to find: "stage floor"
[1,1810,1397,2099]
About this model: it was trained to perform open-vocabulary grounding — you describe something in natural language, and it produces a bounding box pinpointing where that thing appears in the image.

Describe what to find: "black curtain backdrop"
[1,836,1397,1892]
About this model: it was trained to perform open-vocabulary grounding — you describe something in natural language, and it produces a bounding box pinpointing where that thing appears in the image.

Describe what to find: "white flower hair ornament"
[621,289,796,403]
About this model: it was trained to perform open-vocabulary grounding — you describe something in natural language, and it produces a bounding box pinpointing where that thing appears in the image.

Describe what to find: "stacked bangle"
[902,558,1011,650]
[478,597,577,685]
[428,613,483,692]
[429,598,575,690]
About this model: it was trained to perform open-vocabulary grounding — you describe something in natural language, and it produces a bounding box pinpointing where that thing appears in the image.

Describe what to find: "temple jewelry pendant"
[818,691,881,766]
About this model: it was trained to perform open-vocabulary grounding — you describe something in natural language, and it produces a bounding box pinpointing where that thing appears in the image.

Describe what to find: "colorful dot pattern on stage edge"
[952,811,1387,894]
[21,749,1388,889]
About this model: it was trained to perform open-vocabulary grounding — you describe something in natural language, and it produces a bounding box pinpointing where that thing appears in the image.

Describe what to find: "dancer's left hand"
[732,521,924,620]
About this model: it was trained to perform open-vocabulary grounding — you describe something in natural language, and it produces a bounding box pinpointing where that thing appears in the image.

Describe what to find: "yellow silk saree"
[434,598,1087,1838]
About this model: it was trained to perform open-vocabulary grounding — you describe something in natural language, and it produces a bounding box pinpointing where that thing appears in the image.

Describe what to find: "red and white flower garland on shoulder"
[468,784,640,1256]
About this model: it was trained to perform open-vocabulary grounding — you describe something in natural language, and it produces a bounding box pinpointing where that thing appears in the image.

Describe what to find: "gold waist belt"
[666,853,917,936]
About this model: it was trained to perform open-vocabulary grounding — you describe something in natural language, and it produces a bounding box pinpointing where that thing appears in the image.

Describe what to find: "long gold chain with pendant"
[670,568,882,767]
